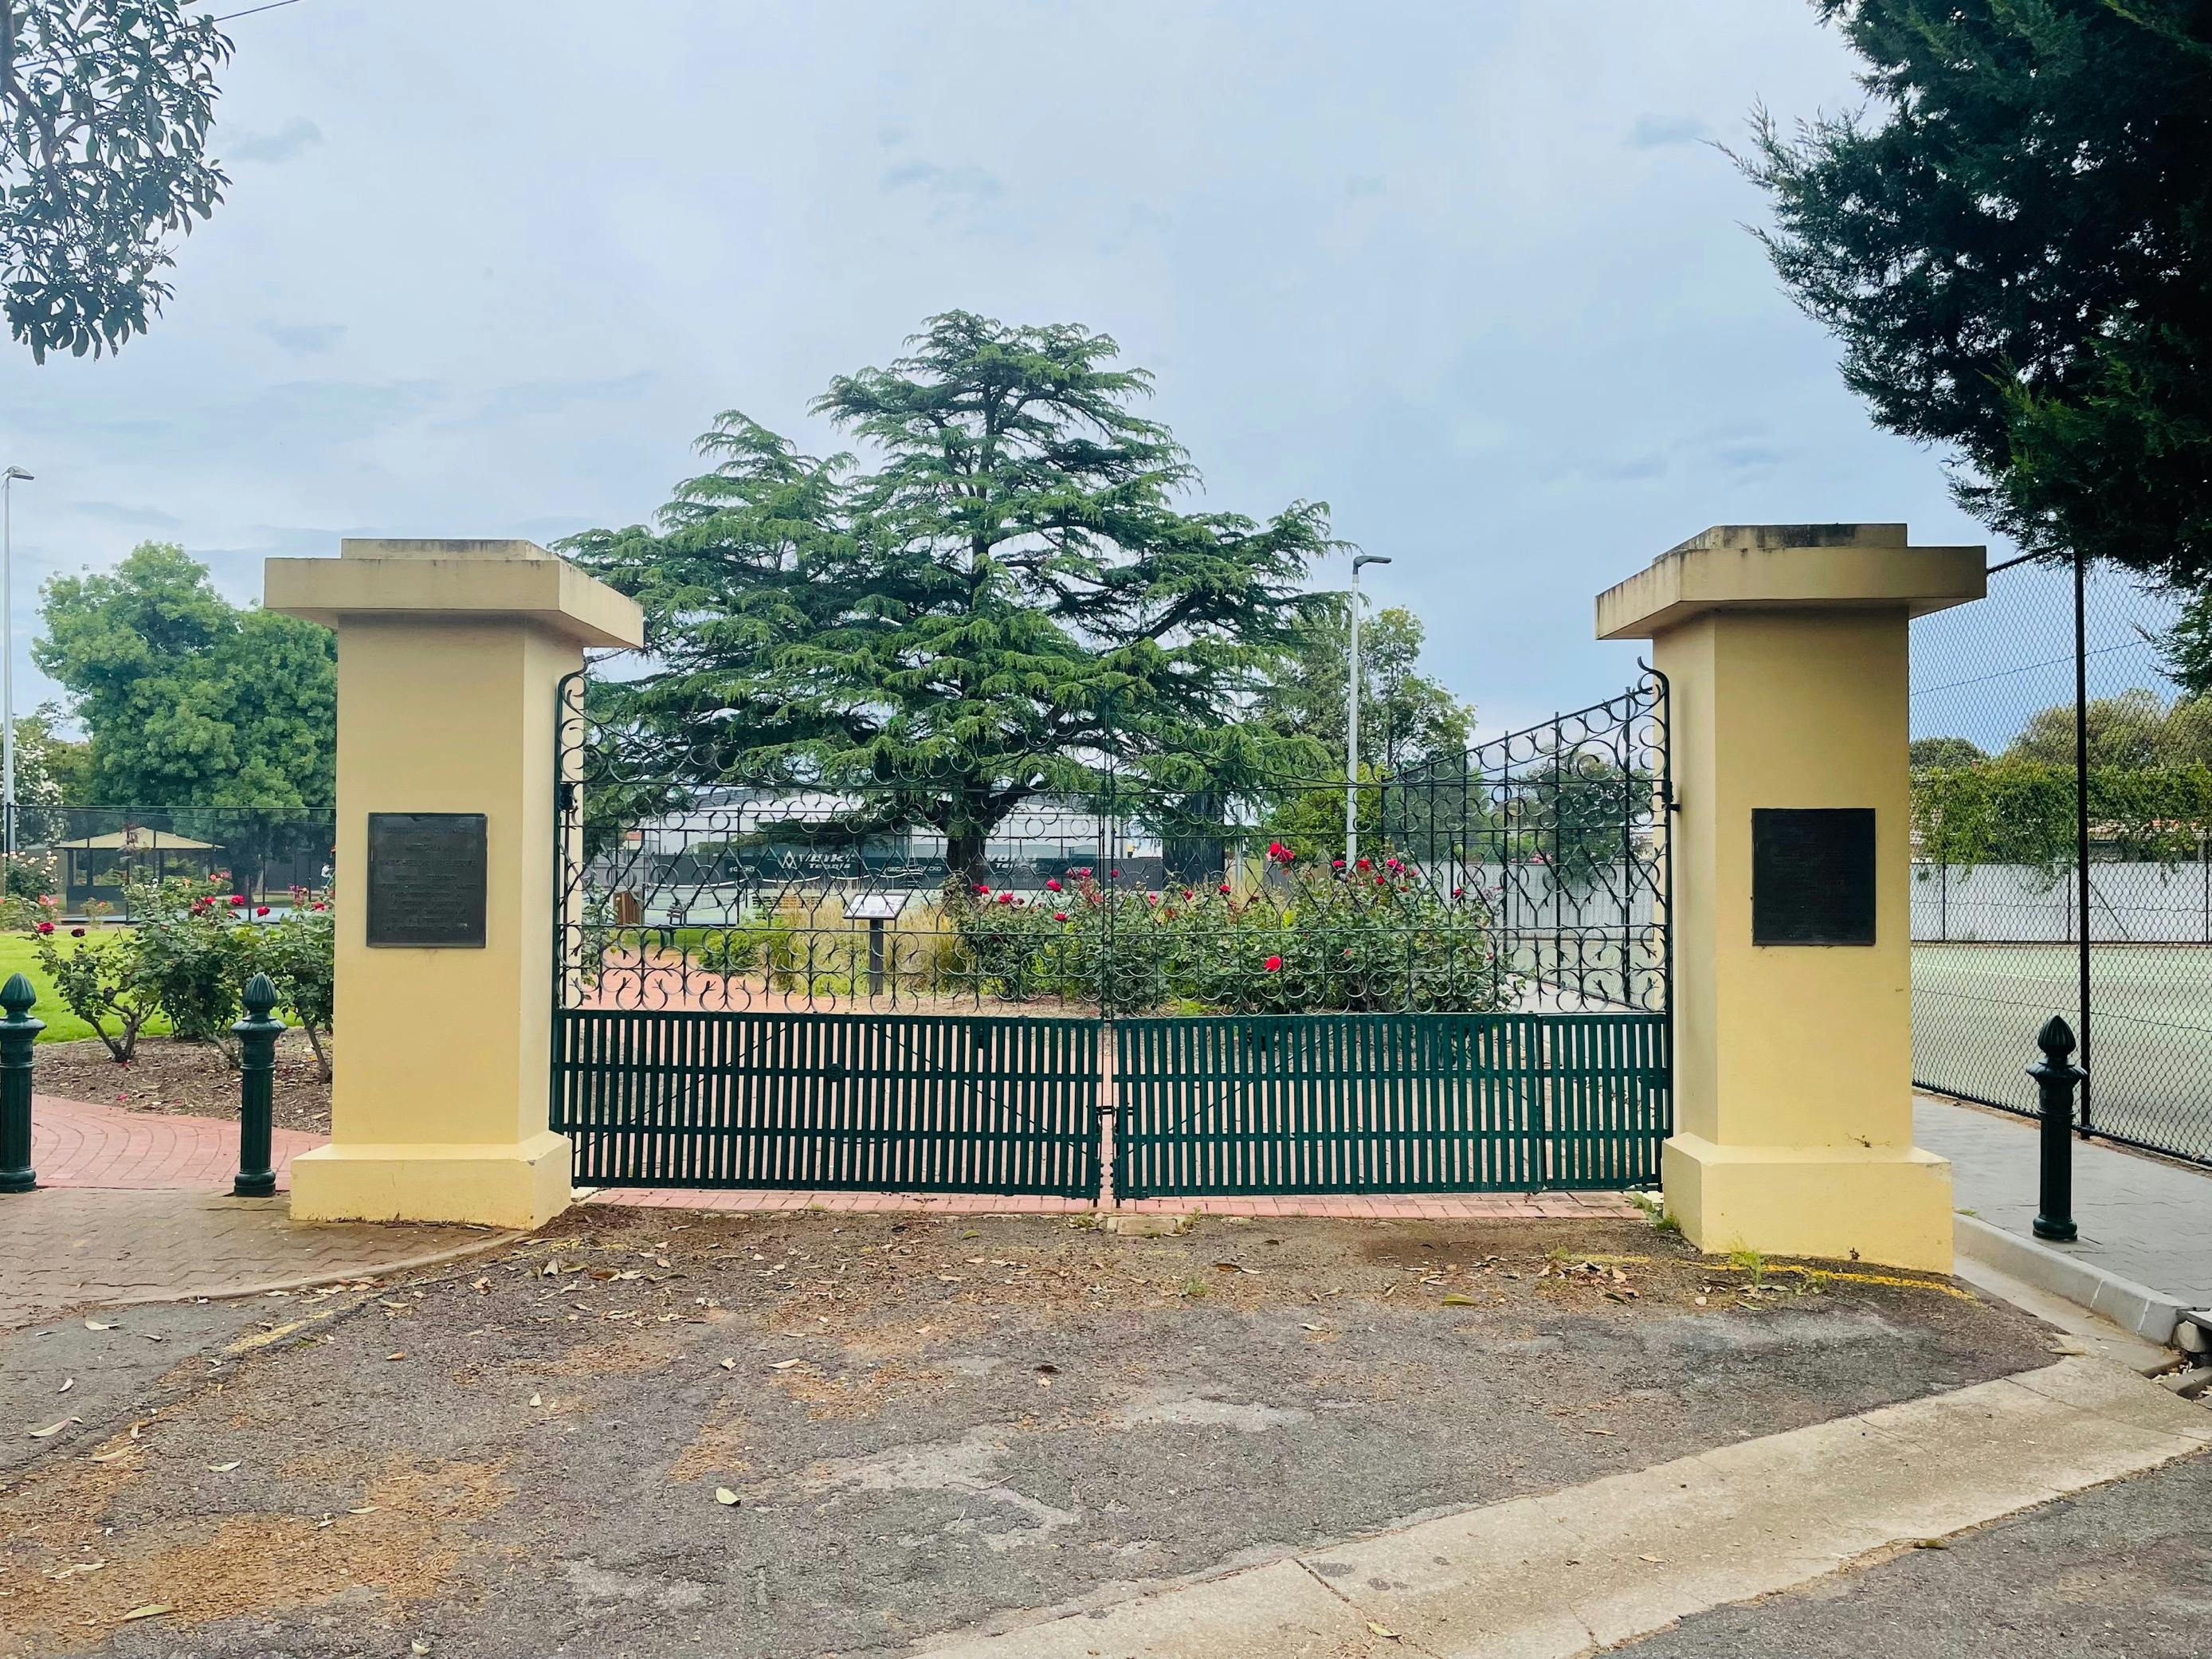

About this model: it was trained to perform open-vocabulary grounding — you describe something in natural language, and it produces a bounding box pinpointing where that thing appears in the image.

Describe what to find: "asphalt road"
[1619,1446,2212,1659]
[0,1210,2052,1658]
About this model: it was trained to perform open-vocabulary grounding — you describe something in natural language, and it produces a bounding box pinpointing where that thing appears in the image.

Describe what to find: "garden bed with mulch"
[33,1030,332,1135]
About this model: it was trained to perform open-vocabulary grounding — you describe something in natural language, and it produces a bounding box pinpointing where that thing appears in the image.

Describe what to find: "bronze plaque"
[366,813,487,947]
[1751,808,1876,946]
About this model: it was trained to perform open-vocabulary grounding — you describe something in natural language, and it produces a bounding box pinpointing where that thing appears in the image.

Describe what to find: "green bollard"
[233,974,284,1198]
[2030,1014,2083,1243]
[0,971,41,1194]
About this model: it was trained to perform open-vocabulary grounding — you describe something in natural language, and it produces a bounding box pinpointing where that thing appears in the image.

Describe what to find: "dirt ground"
[0,1209,2055,1659]
[36,1033,331,1135]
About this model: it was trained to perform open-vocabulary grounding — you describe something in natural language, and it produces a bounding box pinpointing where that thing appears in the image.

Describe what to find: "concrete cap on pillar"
[1595,523,1986,641]
[265,538,645,649]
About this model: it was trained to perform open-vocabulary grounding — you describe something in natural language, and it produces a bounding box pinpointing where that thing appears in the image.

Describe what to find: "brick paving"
[30,1092,325,1190]
[0,1186,509,1328]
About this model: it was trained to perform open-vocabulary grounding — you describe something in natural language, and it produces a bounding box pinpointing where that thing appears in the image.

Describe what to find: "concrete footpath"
[917,1357,2212,1659]
[1916,1094,2212,1345]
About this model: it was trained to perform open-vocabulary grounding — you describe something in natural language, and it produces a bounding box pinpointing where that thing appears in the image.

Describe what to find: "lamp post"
[1,466,30,877]
[1345,552,1392,865]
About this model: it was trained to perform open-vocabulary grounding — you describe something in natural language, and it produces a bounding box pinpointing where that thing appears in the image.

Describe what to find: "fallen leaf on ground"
[768,1359,802,1371]
[84,1320,113,1332]
[720,1358,736,1371]
[28,1416,80,1438]
[56,1377,73,1394]
[528,1394,543,1408]
[1441,1293,1477,1307]
[208,1461,241,1473]
[385,1351,406,1362]
[120,1605,171,1622]
[715,1487,739,1506]
[1367,1622,1400,1641]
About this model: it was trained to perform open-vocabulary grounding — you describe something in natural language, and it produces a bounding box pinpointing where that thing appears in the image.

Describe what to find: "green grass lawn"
[0,931,175,1045]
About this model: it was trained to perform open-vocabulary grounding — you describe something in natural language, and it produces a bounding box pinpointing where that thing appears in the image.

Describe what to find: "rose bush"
[947,851,1518,1014]
[25,878,335,1068]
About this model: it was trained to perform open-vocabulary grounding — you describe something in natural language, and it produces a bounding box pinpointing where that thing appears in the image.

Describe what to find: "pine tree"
[567,312,1339,877]
[1739,1,2212,586]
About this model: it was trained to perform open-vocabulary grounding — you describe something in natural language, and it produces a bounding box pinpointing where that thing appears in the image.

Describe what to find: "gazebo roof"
[52,830,220,851]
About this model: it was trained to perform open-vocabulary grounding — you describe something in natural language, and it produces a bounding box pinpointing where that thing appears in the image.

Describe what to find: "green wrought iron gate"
[552,673,1671,1201]
[555,1010,1100,1197]
[1116,1011,1668,1198]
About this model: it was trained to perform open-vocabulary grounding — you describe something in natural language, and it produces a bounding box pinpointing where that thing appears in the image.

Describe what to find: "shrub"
[31,918,154,1062]
[258,904,335,1081]
[943,853,1518,1014]
[126,877,257,1048]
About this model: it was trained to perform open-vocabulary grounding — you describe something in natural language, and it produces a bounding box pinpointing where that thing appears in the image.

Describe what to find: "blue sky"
[0,0,2014,737]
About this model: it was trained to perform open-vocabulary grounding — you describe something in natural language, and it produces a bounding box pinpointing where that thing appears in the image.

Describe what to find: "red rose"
[229,895,245,908]
[1053,911,1068,922]
[1355,857,1371,871]
[255,905,271,916]
[34,921,53,935]
[975,884,990,896]
[1263,955,1282,972]
[1452,887,1465,899]
[996,892,1014,905]
[1045,877,1061,892]
[312,902,327,912]
[1218,883,1230,893]
[69,927,84,938]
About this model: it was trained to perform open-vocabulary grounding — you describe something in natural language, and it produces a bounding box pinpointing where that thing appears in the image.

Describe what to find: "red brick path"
[29,1093,326,1190]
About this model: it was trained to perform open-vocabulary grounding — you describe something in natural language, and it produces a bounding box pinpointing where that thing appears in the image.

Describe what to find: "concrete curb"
[1955,1214,2183,1347]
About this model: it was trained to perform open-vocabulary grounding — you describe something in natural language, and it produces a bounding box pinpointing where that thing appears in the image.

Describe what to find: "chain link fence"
[1909,555,2212,1165]
[5,806,335,919]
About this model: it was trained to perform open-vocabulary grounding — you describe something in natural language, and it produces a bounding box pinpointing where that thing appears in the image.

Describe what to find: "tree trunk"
[947,825,989,889]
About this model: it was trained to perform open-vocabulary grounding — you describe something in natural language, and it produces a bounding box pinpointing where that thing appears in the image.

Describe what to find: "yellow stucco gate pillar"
[1597,525,1984,1272]
[265,539,644,1228]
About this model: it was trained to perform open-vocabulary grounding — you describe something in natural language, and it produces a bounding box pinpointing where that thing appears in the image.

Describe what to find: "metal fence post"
[2030,1014,2083,1241]
[233,973,284,1198]
[0,971,38,1194]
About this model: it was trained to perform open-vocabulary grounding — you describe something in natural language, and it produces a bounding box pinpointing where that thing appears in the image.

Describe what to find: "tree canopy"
[34,541,335,807]
[1913,686,2212,867]
[0,1,232,362]
[1253,601,1471,774]
[1739,1,2212,586]
[567,312,1339,875]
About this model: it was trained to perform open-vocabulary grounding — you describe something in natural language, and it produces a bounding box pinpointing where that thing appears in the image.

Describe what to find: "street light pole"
[0,467,30,877]
[1345,552,1391,865]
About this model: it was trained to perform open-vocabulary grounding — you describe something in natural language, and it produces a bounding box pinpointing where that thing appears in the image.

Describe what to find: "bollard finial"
[0,973,36,1020]
[241,973,280,1020]
[2035,1014,2077,1061]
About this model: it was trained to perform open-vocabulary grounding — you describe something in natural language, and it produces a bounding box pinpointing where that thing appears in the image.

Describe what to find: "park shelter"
[54,827,221,913]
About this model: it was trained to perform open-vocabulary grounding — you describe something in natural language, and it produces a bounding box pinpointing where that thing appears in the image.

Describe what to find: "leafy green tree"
[2010,688,2171,771]
[1739,2,2212,586]
[2163,590,2212,700]
[1255,602,1471,772]
[1,1,232,361]
[1909,735,1986,771]
[34,541,335,808]
[567,312,1339,879]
